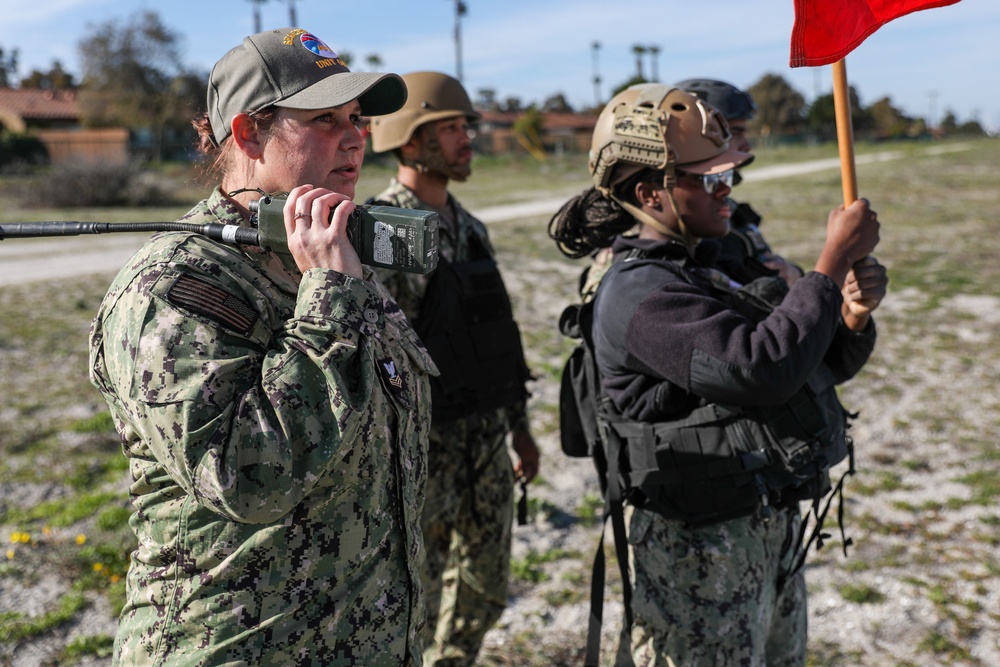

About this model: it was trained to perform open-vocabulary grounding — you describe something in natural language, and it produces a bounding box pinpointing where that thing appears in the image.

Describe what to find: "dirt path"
[1,143,971,288]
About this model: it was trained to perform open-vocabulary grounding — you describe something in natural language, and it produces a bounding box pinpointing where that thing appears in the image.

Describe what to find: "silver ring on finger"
[293,211,311,221]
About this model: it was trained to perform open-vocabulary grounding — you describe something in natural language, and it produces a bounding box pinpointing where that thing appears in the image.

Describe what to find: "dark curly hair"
[547,168,662,259]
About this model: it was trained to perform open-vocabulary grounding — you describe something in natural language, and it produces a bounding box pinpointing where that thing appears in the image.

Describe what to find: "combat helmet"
[674,78,757,122]
[588,85,752,242]
[370,71,480,153]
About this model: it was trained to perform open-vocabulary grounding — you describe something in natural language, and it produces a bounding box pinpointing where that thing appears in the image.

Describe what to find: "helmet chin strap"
[663,188,700,249]
[610,181,699,250]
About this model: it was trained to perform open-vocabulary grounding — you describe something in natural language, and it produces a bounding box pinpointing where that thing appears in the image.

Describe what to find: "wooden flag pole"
[832,59,858,206]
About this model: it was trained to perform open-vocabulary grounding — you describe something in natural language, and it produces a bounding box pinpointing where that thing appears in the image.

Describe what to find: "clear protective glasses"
[677,168,735,195]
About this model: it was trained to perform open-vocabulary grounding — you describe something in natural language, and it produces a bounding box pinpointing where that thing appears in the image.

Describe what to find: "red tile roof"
[0,88,79,121]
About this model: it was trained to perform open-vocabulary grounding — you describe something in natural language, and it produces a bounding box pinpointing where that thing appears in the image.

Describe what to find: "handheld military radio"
[249,195,440,275]
[1,197,440,275]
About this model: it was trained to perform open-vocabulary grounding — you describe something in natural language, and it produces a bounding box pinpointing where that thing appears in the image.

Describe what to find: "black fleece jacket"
[591,235,877,423]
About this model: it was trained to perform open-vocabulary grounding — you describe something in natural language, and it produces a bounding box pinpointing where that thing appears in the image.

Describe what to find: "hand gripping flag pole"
[790,0,961,206]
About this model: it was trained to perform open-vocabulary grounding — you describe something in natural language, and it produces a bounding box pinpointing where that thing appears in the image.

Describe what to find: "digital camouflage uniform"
[89,188,435,667]
[374,179,529,666]
[625,506,807,667]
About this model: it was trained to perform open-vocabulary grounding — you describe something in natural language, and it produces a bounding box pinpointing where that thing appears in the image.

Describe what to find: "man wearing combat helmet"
[369,71,540,667]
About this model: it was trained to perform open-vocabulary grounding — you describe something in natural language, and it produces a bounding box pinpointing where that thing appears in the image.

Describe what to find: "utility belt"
[604,367,852,527]
[415,251,530,422]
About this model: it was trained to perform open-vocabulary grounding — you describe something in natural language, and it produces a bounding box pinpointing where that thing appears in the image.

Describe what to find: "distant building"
[0,87,128,164]
[476,109,597,156]
[0,87,79,132]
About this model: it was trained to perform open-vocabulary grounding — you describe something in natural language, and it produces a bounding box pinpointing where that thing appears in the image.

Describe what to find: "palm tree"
[365,54,383,72]
[631,44,647,80]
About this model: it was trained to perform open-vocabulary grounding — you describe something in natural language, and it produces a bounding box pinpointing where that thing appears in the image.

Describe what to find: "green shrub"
[0,132,49,171]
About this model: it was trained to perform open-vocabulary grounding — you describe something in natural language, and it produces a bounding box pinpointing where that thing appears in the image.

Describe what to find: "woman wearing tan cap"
[90,28,433,666]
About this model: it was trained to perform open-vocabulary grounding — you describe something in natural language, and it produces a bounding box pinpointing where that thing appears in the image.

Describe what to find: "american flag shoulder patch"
[166,274,258,337]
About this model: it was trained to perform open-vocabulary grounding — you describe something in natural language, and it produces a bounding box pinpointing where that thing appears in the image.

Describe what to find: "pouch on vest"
[609,404,773,526]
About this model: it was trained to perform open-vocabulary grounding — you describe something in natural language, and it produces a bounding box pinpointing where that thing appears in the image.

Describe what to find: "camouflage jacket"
[89,188,435,666]
[372,179,530,433]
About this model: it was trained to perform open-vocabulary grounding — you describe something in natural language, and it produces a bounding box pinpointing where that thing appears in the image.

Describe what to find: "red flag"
[790,0,961,67]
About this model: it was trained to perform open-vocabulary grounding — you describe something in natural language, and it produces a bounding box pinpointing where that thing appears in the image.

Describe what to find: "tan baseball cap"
[207,28,407,145]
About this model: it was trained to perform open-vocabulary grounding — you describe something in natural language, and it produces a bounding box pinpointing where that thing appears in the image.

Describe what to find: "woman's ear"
[635,181,662,210]
[231,113,264,160]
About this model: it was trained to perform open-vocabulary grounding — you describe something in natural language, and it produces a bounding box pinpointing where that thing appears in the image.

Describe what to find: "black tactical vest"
[589,252,852,525]
[414,236,530,422]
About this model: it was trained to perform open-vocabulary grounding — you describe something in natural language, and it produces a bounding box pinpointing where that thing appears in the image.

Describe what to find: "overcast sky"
[3,0,998,131]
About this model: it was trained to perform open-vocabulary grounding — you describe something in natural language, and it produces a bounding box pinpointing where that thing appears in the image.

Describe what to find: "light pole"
[591,41,602,107]
[632,44,647,80]
[288,0,300,26]
[248,0,266,33]
[648,45,660,83]
[453,0,467,82]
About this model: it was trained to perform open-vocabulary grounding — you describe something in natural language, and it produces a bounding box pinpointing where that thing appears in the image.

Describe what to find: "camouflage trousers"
[421,410,515,667]
[623,505,807,667]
